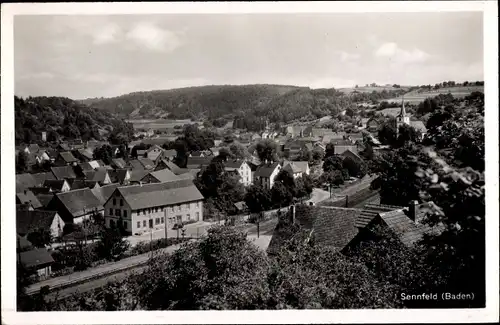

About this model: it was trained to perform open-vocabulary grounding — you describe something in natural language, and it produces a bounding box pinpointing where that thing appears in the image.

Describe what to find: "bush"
[130,238,190,256]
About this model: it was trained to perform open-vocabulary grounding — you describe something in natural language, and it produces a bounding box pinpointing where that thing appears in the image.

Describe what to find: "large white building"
[103,179,204,235]
[224,159,253,186]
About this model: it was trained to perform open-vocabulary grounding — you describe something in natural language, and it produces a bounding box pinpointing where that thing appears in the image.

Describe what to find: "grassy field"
[338,86,409,94]
[383,86,484,104]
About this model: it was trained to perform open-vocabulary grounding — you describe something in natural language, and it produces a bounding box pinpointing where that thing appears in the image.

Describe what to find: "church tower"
[396,94,410,133]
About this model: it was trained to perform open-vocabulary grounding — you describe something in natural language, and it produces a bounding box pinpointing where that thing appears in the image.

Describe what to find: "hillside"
[15,96,134,144]
[80,84,305,120]
[82,84,407,125]
[384,85,484,104]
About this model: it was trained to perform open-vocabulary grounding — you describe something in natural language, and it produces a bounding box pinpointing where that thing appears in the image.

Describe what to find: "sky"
[14,12,484,99]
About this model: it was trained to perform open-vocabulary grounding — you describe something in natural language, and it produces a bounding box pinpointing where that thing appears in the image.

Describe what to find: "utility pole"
[164,210,168,243]
[149,218,153,256]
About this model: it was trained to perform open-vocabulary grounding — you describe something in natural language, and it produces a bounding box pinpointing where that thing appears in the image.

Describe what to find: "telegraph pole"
[164,210,168,243]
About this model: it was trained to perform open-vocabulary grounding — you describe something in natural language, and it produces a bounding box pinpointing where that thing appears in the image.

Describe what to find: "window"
[113,198,116,205]
[124,221,128,229]
[161,207,164,212]
[177,205,181,211]
[196,202,200,208]
[143,220,147,227]
[115,209,121,216]
[155,218,159,225]
[120,199,123,206]
[109,209,113,215]
[171,206,174,212]
[187,214,191,220]
[155,207,158,213]
[137,221,141,228]
[161,217,164,224]
[124,211,127,218]
[196,212,200,220]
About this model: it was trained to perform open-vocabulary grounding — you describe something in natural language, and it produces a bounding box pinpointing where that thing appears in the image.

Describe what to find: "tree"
[311,147,325,164]
[342,156,367,178]
[229,143,250,160]
[369,143,431,206]
[95,227,130,261]
[16,151,29,174]
[26,229,52,248]
[136,226,271,310]
[323,155,344,173]
[244,185,273,213]
[256,139,279,162]
[377,119,397,146]
[195,159,245,214]
[271,182,294,207]
[93,145,114,165]
[396,124,420,147]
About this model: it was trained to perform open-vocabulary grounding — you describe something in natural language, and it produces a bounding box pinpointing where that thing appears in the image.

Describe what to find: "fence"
[318,188,380,208]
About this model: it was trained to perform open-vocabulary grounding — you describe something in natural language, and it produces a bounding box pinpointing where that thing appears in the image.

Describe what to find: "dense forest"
[81,84,406,125]
[15,96,134,144]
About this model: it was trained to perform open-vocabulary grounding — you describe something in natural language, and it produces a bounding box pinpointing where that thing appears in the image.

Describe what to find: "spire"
[399,94,406,117]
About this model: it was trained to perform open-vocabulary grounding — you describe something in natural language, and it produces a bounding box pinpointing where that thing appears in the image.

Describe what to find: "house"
[283,161,310,178]
[91,183,121,205]
[47,188,104,224]
[17,234,33,251]
[162,149,177,161]
[57,143,71,152]
[209,147,220,157]
[223,159,253,186]
[366,118,380,133]
[31,172,56,187]
[70,179,101,191]
[341,149,364,165]
[35,194,55,209]
[50,166,77,181]
[16,190,43,210]
[43,179,71,193]
[322,132,346,144]
[189,151,205,157]
[34,151,51,165]
[55,151,79,166]
[409,120,427,140]
[141,169,180,184]
[16,207,65,239]
[103,179,204,235]
[137,157,155,170]
[155,159,182,174]
[127,159,146,171]
[359,118,370,130]
[76,162,95,176]
[186,157,212,170]
[88,160,102,170]
[28,144,40,154]
[16,173,39,192]
[111,158,127,170]
[18,248,55,279]
[254,162,281,189]
[128,169,150,185]
[234,201,249,214]
[108,169,132,185]
[83,167,112,185]
[145,145,165,162]
[72,149,93,162]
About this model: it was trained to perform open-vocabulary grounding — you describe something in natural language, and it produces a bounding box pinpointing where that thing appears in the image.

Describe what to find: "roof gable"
[55,188,103,217]
[254,162,280,177]
[51,166,77,180]
[16,191,43,209]
[16,209,59,235]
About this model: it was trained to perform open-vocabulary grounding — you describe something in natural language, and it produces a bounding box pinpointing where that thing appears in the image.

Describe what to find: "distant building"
[283,161,310,178]
[103,179,204,235]
[18,248,55,279]
[47,188,104,224]
[366,118,380,133]
[223,159,253,186]
[254,162,281,189]
[17,206,65,239]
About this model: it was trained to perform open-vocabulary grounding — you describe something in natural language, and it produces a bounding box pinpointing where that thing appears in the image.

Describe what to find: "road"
[307,188,330,204]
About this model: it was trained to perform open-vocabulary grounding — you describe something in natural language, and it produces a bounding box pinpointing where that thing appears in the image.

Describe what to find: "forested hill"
[80,84,305,120]
[81,84,406,123]
[15,96,134,144]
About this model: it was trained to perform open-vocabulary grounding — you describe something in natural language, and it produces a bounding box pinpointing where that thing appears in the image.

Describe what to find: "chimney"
[289,205,296,224]
[409,200,419,222]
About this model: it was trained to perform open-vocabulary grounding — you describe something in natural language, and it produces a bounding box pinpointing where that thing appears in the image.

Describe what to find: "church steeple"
[398,94,406,118]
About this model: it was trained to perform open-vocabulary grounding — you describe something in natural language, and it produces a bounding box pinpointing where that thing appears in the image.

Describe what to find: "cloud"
[125,22,183,52]
[92,23,121,45]
[375,42,430,64]
[17,72,55,80]
[338,51,361,62]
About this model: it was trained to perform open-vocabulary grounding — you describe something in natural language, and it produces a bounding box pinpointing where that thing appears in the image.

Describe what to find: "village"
[15,97,432,290]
